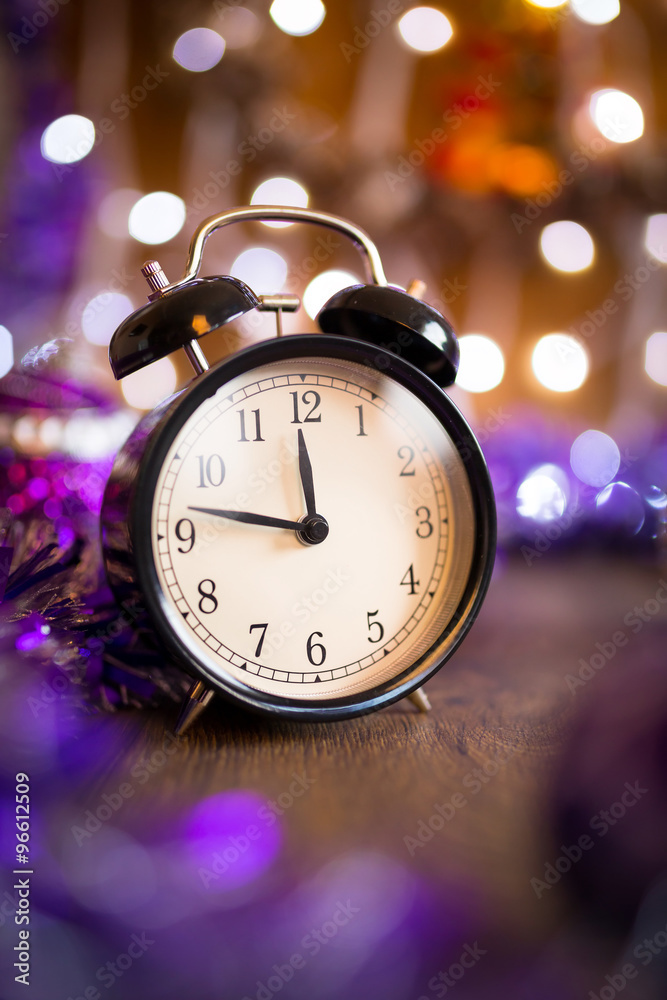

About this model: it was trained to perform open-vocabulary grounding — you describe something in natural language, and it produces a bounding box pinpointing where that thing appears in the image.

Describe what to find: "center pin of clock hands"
[188,432,329,546]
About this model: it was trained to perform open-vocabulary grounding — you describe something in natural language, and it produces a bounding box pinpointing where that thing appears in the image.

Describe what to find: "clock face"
[145,342,487,708]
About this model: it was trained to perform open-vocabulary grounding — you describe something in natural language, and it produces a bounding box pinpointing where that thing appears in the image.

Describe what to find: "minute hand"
[297,428,317,517]
[187,506,306,532]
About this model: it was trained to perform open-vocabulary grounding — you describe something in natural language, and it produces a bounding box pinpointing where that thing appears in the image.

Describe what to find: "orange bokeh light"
[430,109,504,194]
[488,143,559,196]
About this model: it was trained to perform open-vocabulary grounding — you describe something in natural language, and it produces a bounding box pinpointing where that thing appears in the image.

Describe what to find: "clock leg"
[407,687,432,713]
[175,680,215,735]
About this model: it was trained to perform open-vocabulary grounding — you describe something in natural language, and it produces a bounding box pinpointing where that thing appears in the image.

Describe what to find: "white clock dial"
[150,355,475,700]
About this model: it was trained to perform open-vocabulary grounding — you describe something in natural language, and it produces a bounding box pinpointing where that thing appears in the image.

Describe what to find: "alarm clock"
[101,206,495,733]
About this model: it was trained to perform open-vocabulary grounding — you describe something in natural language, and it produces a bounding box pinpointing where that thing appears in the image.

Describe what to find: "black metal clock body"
[101,205,497,730]
[102,334,495,719]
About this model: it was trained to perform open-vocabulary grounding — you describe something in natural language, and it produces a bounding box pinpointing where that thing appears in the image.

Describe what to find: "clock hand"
[188,506,306,531]
[297,428,317,517]
[187,505,330,544]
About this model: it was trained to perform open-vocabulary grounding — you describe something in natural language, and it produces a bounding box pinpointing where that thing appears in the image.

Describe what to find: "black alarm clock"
[101,206,495,733]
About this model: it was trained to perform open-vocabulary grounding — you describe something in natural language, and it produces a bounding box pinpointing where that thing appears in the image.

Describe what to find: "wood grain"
[64,553,667,960]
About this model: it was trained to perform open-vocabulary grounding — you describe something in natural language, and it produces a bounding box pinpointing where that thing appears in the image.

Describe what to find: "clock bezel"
[130,334,496,720]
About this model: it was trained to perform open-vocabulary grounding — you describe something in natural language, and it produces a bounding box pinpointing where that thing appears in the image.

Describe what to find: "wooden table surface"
[6,552,666,1000]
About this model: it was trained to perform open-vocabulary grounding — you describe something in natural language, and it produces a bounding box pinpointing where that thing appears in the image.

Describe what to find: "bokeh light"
[121,356,177,409]
[644,214,667,264]
[184,790,282,892]
[517,464,569,522]
[0,325,14,377]
[61,828,157,915]
[269,0,326,36]
[63,411,137,460]
[40,115,95,164]
[589,88,644,144]
[524,0,567,9]
[570,429,621,487]
[488,144,559,198]
[37,416,62,451]
[303,270,359,320]
[173,28,226,72]
[596,481,645,534]
[128,191,186,244]
[97,188,142,239]
[220,8,262,49]
[570,0,620,24]
[250,177,309,228]
[539,221,595,273]
[397,7,454,52]
[532,333,589,392]
[645,332,667,386]
[646,485,667,510]
[230,248,288,293]
[81,292,134,346]
[456,334,505,392]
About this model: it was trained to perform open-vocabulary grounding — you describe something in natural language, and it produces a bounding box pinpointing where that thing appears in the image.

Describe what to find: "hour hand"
[297,429,317,517]
[188,506,305,532]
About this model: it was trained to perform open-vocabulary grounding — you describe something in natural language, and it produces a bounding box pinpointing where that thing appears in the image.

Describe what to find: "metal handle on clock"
[158,206,389,296]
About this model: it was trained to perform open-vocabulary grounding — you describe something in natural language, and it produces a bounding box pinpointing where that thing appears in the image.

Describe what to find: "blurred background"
[0,0,665,552]
[1,2,667,999]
